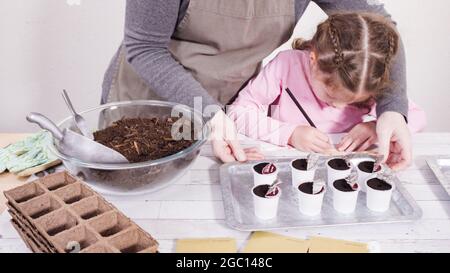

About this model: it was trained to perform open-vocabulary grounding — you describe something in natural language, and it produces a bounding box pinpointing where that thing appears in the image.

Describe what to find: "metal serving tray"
[426,156,450,198]
[220,157,422,231]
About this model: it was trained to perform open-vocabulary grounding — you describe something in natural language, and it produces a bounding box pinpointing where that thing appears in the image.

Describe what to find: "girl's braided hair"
[292,13,399,97]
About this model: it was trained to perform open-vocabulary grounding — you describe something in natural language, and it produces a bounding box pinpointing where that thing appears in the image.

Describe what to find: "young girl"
[227,13,426,154]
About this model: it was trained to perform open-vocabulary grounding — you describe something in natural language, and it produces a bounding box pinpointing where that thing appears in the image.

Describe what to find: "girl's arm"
[227,53,297,147]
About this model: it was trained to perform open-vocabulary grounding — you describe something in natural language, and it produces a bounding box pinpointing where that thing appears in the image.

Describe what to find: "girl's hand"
[288,126,334,153]
[337,121,377,152]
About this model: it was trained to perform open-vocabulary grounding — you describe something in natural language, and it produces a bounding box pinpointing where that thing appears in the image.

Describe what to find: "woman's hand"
[242,147,265,161]
[288,126,334,153]
[210,110,264,163]
[337,121,377,152]
[376,112,412,171]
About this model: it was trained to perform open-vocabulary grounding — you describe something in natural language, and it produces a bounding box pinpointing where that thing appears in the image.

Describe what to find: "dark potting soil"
[367,178,392,191]
[292,159,308,170]
[328,158,350,170]
[358,161,375,173]
[93,117,195,163]
[298,182,324,195]
[253,184,279,198]
[333,179,356,192]
[253,162,276,174]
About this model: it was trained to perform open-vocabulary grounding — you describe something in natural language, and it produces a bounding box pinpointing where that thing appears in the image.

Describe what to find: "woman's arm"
[227,53,298,147]
[123,0,219,111]
[313,0,408,119]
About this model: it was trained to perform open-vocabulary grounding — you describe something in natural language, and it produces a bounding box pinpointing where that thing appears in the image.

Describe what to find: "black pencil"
[285,88,317,128]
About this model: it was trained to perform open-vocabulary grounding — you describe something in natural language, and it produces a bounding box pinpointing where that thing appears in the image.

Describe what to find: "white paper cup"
[356,160,384,192]
[326,158,352,187]
[252,162,279,186]
[290,159,317,188]
[365,177,394,212]
[332,179,359,214]
[297,182,326,216]
[252,184,281,220]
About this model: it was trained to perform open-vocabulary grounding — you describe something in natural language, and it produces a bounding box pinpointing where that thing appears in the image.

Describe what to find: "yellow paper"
[242,232,309,253]
[308,236,369,253]
[176,238,237,253]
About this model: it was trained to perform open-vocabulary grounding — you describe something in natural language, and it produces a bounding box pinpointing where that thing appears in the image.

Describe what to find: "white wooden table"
[1,133,450,253]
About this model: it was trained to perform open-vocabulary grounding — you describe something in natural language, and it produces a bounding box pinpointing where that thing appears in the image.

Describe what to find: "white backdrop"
[0,0,449,132]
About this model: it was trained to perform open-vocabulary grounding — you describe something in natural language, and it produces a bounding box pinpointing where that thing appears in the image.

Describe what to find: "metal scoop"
[26,112,129,164]
[62,89,93,139]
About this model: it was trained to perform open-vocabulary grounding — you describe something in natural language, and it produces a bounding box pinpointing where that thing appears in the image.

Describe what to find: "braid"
[385,33,395,65]
[328,18,344,67]
[306,12,400,94]
[382,33,396,79]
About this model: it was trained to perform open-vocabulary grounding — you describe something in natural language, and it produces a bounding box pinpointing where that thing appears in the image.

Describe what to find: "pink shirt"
[228,50,426,147]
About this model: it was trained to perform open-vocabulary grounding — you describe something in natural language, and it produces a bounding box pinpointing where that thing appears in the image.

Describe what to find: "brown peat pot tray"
[4,171,159,253]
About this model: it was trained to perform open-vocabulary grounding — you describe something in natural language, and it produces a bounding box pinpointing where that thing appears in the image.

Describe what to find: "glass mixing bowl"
[48,100,210,195]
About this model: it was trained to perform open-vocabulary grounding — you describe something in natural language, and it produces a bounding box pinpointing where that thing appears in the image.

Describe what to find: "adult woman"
[102,0,412,170]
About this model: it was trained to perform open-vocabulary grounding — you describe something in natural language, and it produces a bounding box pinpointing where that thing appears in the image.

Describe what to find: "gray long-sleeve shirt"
[102,0,408,119]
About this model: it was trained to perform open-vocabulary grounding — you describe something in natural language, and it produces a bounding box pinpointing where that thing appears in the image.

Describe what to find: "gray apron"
[105,0,296,106]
